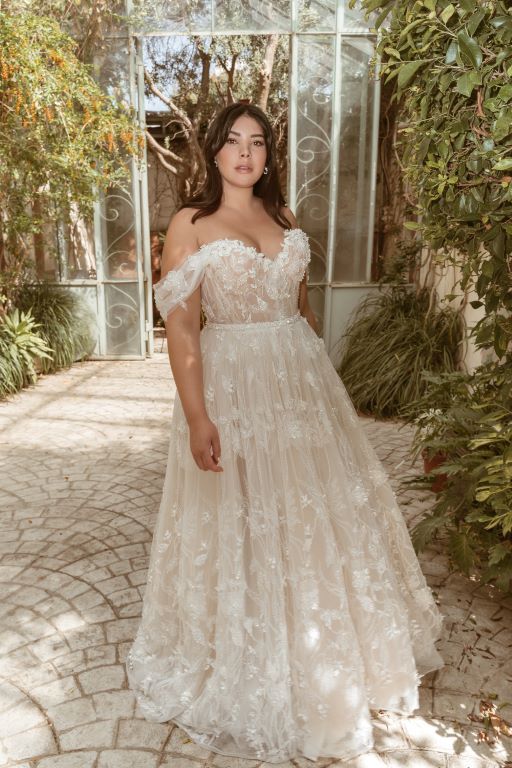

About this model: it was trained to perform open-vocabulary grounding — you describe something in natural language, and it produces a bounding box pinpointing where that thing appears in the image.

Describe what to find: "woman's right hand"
[189,416,223,472]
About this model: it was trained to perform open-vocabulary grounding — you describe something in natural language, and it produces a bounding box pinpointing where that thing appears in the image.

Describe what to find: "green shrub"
[337,286,463,418]
[401,364,512,592]
[16,282,96,373]
[0,309,52,398]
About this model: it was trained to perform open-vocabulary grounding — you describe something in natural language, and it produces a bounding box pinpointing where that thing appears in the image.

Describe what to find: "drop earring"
[263,166,268,175]
[214,159,218,167]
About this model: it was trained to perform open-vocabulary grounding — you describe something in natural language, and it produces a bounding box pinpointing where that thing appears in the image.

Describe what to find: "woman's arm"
[160,210,223,473]
[298,276,318,334]
[281,206,319,334]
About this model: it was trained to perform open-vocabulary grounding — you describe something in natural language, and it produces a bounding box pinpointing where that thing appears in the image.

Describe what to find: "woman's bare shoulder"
[162,207,203,272]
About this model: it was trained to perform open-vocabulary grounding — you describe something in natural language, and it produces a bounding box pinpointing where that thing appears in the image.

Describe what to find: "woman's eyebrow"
[228,130,265,138]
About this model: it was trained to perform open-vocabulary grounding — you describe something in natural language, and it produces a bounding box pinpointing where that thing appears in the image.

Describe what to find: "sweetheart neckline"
[197,227,302,262]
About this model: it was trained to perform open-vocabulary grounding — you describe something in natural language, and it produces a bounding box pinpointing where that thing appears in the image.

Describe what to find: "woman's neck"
[220,182,261,215]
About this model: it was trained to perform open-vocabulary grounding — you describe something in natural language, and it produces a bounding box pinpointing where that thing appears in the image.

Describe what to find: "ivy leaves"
[362,0,512,363]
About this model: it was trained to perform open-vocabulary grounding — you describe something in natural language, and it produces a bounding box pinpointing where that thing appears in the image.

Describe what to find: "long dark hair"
[179,103,292,230]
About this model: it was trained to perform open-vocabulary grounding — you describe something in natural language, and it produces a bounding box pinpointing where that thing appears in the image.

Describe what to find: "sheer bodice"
[153,227,310,324]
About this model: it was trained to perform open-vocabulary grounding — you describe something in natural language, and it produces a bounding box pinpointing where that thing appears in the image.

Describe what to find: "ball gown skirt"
[126,228,444,764]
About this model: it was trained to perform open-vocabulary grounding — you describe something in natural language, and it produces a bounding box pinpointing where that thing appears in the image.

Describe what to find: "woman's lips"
[235,166,253,172]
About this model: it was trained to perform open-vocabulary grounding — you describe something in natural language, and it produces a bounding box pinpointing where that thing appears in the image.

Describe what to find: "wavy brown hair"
[179,103,292,230]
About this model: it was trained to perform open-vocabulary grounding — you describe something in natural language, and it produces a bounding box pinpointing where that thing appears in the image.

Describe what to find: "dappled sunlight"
[1,356,510,765]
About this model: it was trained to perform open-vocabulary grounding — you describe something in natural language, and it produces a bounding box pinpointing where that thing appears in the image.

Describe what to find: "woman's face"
[214,114,268,188]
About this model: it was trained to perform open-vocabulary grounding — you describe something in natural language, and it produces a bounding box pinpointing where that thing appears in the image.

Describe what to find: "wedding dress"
[126,227,444,764]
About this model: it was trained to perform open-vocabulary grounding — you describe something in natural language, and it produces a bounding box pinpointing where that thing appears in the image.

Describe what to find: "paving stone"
[93,690,136,719]
[47,697,96,730]
[381,749,448,767]
[167,725,213,760]
[36,752,98,768]
[66,624,106,651]
[31,675,82,707]
[0,679,25,713]
[81,604,116,623]
[108,587,141,607]
[400,717,484,758]
[0,629,27,653]
[97,750,159,768]
[116,718,170,749]
[59,720,116,750]
[31,634,70,662]
[370,716,408,751]
[334,752,386,768]
[105,617,139,643]
[85,643,116,665]
[446,758,499,768]
[52,611,86,632]
[0,699,47,736]
[209,755,265,767]
[3,723,57,760]
[78,664,126,694]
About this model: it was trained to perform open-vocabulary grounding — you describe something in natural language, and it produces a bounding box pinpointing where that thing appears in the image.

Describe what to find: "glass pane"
[93,37,131,105]
[298,0,336,32]
[66,212,97,279]
[307,285,325,337]
[67,286,100,356]
[214,0,291,32]
[61,1,128,41]
[105,283,142,355]
[333,37,376,283]
[137,0,212,34]
[342,4,378,32]
[32,218,58,280]
[101,186,138,281]
[30,215,96,281]
[296,35,334,283]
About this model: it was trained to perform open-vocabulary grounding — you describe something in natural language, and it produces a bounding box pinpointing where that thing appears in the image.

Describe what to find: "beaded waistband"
[205,312,302,331]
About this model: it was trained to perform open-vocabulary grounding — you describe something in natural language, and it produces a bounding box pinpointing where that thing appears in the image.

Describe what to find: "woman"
[126,102,444,764]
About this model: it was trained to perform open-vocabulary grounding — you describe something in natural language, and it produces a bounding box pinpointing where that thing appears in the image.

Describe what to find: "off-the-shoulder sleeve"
[153,249,208,319]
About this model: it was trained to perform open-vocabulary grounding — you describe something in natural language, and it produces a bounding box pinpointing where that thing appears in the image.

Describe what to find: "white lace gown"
[126,228,444,764]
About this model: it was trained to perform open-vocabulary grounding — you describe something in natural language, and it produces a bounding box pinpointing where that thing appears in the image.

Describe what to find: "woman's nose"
[239,145,251,157]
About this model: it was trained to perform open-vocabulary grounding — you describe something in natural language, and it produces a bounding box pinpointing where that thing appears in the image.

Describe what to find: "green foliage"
[0,309,52,398]
[401,364,512,591]
[16,283,96,373]
[0,11,141,295]
[338,286,463,417]
[354,0,512,362]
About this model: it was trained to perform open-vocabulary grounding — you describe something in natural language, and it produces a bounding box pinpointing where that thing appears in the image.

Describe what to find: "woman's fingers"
[203,447,223,472]
[211,430,222,466]
[189,418,223,472]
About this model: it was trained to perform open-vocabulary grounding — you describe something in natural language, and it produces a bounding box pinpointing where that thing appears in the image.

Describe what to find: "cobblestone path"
[0,354,510,767]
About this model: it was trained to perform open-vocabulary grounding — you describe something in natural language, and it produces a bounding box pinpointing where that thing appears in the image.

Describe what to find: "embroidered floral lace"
[127,228,444,764]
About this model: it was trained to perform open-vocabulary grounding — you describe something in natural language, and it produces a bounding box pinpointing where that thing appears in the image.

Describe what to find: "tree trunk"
[257,35,279,111]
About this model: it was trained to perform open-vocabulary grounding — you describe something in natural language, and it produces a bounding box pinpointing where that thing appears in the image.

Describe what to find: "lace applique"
[154,228,311,324]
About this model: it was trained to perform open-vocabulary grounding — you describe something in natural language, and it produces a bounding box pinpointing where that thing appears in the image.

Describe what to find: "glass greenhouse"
[39,0,381,362]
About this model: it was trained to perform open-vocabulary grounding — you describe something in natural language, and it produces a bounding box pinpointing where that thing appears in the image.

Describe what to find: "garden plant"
[0,5,141,395]
[354,0,512,589]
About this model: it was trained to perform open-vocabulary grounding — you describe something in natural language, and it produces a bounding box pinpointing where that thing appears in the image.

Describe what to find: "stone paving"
[0,352,511,768]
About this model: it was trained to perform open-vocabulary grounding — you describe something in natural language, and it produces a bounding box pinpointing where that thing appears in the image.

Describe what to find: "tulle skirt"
[126,312,444,764]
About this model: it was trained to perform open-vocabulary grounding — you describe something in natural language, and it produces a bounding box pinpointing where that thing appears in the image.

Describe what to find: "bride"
[126,102,444,764]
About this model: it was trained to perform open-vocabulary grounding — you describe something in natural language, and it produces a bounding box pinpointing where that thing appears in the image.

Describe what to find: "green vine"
[354,0,512,359]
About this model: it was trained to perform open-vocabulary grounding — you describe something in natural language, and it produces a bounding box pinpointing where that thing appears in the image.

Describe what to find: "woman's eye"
[227,138,237,144]
[254,140,264,146]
